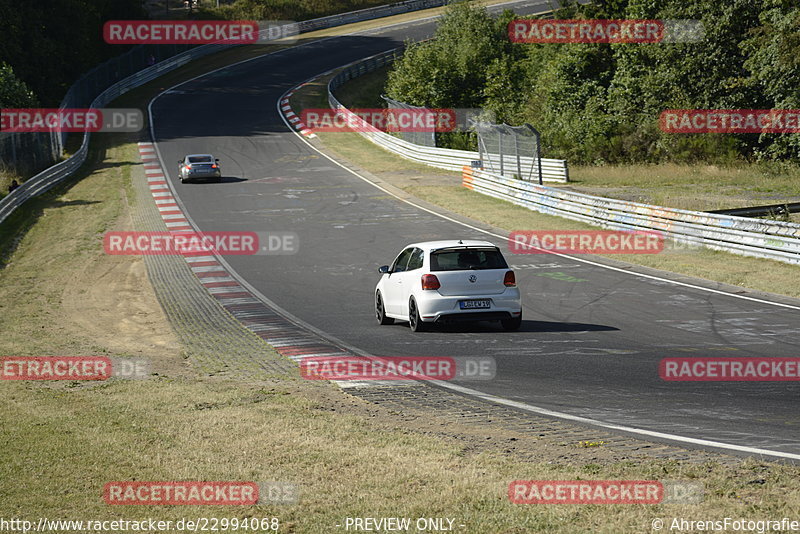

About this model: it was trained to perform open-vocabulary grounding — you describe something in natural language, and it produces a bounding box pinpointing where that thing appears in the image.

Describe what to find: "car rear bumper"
[433,311,516,324]
[415,290,521,323]
[185,172,221,182]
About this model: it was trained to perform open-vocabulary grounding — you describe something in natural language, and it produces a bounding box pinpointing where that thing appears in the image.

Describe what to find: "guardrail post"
[536,137,543,185]
[498,133,504,176]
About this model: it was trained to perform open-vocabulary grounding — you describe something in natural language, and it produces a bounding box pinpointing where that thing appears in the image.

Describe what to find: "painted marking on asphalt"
[201,280,241,288]
[185,255,215,262]
[194,271,231,278]
[190,265,227,273]
[207,286,247,294]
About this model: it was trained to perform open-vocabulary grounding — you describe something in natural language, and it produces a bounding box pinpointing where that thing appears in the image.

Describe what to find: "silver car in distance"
[178,154,222,183]
[375,240,522,332]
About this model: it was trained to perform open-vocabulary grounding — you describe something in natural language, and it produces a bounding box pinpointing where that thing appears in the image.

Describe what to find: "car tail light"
[504,270,516,287]
[211,164,217,168]
[421,274,441,290]
[185,164,192,169]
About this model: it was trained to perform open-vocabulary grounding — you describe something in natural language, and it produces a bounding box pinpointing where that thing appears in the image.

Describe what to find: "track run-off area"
[146,0,800,462]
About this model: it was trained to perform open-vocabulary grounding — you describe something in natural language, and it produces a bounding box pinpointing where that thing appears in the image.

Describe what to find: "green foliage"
[0,0,146,106]
[0,0,393,106]
[386,2,506,108]
[741,1,800,160]
[0,63,38,108]
[383,0,800,164]
[437,131,477,151]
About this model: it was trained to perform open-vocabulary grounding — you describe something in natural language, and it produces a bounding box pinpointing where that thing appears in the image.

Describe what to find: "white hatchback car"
[375,240,522,332]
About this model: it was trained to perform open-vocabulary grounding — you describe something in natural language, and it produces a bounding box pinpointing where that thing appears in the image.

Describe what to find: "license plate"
[459,299,490,309]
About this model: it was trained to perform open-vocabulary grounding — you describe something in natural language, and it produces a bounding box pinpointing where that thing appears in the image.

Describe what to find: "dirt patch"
[59,156,180,369]
[61,256,182,362]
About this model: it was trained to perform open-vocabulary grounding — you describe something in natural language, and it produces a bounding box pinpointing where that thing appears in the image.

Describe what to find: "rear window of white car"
[188,156,213,163]
[430,248,508,271]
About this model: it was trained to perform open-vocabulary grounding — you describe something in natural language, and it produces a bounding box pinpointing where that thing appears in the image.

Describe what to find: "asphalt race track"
[149,1,800,460]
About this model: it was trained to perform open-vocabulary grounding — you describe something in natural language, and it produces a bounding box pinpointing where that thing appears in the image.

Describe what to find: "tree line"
[0,0,146,107]
[385,0,800,164]
[0,0,396,108]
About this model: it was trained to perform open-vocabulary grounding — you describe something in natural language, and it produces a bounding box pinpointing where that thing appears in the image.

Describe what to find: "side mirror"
[378,265,390,274]
[178,160,182,164]
[215,159,220,163]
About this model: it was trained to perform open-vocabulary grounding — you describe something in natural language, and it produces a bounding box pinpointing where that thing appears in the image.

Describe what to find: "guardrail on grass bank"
[463,166,800,265]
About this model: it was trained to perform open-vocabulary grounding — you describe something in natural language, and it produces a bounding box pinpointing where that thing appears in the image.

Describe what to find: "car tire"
[408,297,428,332]
[375,291,394,325]
[501,313,522,331]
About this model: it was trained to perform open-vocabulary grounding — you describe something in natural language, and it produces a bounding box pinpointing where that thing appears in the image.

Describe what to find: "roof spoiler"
[431,245,499,253]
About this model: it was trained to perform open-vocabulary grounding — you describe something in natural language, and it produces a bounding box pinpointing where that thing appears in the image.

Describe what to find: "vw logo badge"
[469,274,477,283]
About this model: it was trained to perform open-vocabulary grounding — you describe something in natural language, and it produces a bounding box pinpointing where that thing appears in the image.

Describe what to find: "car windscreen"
[429,247,508,271]
[188,156,213,163]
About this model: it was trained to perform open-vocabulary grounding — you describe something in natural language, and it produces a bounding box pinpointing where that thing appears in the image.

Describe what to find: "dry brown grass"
[2,7,800,532]
[566,163,800,213]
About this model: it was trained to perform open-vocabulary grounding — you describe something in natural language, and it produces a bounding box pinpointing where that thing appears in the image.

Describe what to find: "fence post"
[498,131,503,176]
[536,134,543,185]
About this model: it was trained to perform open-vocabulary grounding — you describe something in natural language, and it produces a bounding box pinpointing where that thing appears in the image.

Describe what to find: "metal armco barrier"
[708,201,800,218]
[327,50,569,183]
[0,0,449,226]
[0,49,208,225]
[298,0,446,32]
[462,166,800,265]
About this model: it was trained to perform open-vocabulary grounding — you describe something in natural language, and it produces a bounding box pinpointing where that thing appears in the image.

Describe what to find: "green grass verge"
[567,163,800,221]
